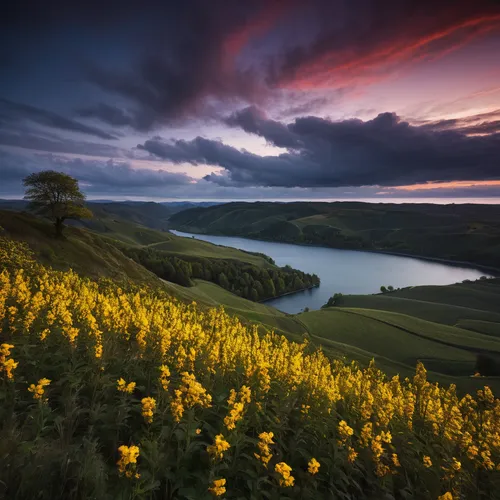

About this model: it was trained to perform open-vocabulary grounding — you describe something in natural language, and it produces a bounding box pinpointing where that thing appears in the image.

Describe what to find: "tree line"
[124,247,320,302]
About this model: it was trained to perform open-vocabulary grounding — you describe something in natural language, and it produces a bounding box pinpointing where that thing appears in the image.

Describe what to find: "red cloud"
[222,2,291,68]
[281,12,500,90]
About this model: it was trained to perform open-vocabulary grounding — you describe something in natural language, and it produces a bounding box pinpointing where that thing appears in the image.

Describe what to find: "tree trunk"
[54,217,64,238]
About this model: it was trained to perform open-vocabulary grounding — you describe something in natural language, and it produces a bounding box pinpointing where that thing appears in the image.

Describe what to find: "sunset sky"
[1,0,500,201]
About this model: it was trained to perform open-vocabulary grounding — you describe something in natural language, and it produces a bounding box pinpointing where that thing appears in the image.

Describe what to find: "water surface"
[171,230,489,314]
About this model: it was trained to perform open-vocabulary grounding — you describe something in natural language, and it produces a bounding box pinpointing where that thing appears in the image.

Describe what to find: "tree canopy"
[23,171,92,237]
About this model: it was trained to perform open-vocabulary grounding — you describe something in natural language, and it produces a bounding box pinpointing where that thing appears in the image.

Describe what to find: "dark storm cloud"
[77,104,136,128]
[3,1,497,132]
[79,0,500,128]
[74,1,270,131]
[138,110,500,188]
[0,99,118,140]
[0,149,193,196]
[225,106,302,149]
[0,125,125,157]
[43,155,193,189]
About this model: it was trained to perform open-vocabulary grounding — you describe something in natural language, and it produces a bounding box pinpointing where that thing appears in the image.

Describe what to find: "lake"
[171,230,490,314]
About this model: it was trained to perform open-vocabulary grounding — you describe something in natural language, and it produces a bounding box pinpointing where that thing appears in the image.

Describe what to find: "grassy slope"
[340,281,500,335]
[0,210,303,338]
[299,306,500,393]
[0,210,157,284]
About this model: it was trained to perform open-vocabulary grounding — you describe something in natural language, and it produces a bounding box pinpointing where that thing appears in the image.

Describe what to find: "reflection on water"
[171,230,489,314]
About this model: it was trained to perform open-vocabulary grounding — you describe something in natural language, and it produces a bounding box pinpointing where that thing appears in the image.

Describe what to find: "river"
[171,230,490,314]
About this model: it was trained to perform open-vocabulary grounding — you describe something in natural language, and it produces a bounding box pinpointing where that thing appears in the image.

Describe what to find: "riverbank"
[171,228,500,277]
[259,284,319,305]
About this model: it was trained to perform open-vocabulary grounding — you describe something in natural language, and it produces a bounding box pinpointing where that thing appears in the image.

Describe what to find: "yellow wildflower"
[337,420,354,444]
[28,378,51,401]
[380,431,392,444]
[438,493,453,500]
[207,434,230,461]
[392,453,400,467]
[0,343,14,358]
[451,458,461,472]
[275,462,294,487]
[2,357,18,380]
[141,397,156,424]
[254,431,274,467]
[117,378,136,394]
[224,386,251,431]
[479,449,495,470]
[117,445,140,478]
[347,446,358,464]
[371,436,384,461]
[0,343,18,380]
[423,455,432,468]
[360,422,372,447]
[208,478,226,496]
[170,372,212,422]
[308,457,320,474]
[375,462,391,477]
[159,364,170,391]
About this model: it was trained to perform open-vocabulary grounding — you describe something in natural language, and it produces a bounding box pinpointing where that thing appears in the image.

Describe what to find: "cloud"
[7,0,494,131]
[225,106,302,148]
[77,103,136,128]
[419,109,500,135]
[138,109,500,188]
[272,2,500,91]
[0,149,193,196]
[0,99,118,140]
[77,2,271,131]
[0,129,125,157]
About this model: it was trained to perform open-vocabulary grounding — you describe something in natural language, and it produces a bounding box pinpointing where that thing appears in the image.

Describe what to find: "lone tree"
[23,170,92,237]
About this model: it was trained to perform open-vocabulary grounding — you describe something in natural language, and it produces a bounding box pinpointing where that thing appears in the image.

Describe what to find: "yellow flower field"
[0,234,499,499]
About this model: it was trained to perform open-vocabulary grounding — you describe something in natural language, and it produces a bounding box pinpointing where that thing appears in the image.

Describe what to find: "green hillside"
[0,210,157,284]
[0,210,305,338]
[169,201,500,270]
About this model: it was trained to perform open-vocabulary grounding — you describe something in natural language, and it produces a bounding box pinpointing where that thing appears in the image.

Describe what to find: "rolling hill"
[169,201,500,270]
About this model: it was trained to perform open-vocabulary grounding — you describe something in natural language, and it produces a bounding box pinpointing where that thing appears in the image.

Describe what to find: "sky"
[1,0,500,201]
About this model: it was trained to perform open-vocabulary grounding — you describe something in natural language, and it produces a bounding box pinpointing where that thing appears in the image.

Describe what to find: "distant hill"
[169,201,500,270]
[0,199,217,232]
